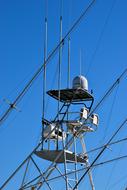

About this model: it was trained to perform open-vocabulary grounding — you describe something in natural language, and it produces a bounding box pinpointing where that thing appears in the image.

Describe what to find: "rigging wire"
[23,154,127,185]
[0,1,127,187]
[53,154,127,182]
[86,137,127,155]
[103,89,122,190]
[0,0,96,127]
[0,75,42,134]
[44,59,60,117]
[119,179,127,190]
[1,65,122,177]
[90,84,120,175]
[88,68,127,117]
[102,84,119,142]
[109,175,127,190]
[0,76,42,138]
[11,115,127,189]
[73,119,127,190]
[92,83,119,187]
[20,157,31,188]
[107,173,127,190]
[5,64,42,101]
[0,63,42,115]
[104,142,125,190]
[19,153,127,190]
[86,0,117,76]
[1,67,127,189]
[0,1,122,186]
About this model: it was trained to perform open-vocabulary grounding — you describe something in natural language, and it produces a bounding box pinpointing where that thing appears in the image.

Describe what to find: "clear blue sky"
[0,0,127,189]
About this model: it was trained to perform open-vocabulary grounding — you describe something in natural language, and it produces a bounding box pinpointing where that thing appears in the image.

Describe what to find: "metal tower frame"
[10,87,96,190]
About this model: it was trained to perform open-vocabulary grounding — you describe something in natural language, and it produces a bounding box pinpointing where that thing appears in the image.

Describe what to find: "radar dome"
[72,75,88,91]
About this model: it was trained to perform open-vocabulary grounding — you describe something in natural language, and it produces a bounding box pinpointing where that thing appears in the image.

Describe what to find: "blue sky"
[0,0,127,189]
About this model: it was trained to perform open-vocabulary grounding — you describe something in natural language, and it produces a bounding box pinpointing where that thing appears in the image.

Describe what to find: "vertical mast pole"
[42,2,48,149]
[80,49,82,76]
[67,37,70,88]
[79,49,82,88]
[58,18,62,120]
[57,2,63,150]
[66,37,70,147]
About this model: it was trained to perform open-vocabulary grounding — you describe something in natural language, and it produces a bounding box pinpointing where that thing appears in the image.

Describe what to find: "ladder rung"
[66,159,77,163]
[68,178,77,182]
[66,169,77,172]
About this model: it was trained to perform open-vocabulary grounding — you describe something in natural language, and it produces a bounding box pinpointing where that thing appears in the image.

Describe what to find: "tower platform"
[35,149,87,163]
[47,88,93,102]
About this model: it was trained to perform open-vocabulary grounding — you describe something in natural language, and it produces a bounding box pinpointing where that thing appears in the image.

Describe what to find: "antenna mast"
[67,37,71,88]
[42,0,48,149]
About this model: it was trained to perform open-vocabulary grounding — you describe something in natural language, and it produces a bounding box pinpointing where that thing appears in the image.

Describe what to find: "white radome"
[72,75,88,91]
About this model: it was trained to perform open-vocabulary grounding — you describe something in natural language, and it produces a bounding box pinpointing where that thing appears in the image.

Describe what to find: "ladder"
[63,136,79,190]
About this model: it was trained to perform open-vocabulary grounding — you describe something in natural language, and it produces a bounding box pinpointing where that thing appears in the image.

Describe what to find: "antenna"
[0,0,96,126]
[79,49,82,89]
[67,37,71,88]
[57,1,63,150]
[42,0,48,149]
[80,49,82,76]
[2,1,127,189]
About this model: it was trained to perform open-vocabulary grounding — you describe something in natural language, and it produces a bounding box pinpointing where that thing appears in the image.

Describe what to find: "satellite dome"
[72,75,88,91]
